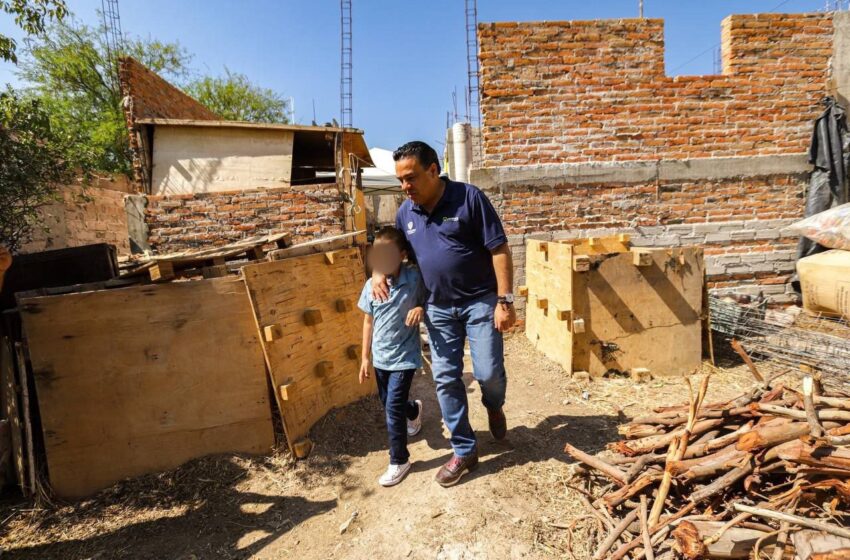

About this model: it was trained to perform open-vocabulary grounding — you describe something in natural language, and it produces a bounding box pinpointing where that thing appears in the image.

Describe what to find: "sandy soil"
[0,334,756,559]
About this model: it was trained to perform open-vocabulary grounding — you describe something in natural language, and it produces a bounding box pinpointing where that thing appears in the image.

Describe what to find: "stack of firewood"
[565,375,850,559]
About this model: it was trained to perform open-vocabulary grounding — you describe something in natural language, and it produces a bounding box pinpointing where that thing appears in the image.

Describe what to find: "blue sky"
[0,0,833,152]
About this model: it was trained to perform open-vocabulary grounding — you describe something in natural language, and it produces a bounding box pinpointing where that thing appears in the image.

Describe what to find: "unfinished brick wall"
[145,184,346,253]
[478,13,832,165]
[475,12,840,305]
[118,57,219,122]
[119,57,219,189]
[22,183,131,255]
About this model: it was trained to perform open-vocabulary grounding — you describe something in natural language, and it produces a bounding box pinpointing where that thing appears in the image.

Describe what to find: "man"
[373,141,516,487]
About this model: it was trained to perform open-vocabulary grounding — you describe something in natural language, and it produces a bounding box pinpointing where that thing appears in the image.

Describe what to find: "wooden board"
[525,238,704,378]
[573,247,704,377]
[241,247,373,451]
[121,232,293,279]
[266,231,364,261]
[18,277,274,498]
[0,337,27,493]
[525,240,575,373]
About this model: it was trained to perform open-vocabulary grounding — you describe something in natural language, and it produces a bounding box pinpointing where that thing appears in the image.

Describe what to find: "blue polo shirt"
[358,264,426,371]
[396,179,508,305]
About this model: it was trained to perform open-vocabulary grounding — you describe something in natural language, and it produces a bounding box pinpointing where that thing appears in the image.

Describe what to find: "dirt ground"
[0,334,757,559]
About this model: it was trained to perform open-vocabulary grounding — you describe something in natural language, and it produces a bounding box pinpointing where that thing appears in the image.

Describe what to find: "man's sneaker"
[379,462,411,487]
[407,400,424,437]
[487,406,507,440]
[435,453,478,487]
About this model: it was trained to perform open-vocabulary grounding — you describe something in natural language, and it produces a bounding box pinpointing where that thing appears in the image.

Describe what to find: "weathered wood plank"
[18,277,274,498]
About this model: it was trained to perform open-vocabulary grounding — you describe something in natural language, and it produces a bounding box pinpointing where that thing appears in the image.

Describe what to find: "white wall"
[151,126,294,195]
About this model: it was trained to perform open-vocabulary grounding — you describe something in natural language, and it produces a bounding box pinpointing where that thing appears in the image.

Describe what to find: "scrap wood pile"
[564,374,850,559]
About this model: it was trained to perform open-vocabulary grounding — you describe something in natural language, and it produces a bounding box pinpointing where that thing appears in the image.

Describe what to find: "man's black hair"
[373,225,407,253]
[392,141,441,174]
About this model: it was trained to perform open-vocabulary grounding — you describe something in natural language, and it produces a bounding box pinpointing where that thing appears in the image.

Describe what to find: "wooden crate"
[241,247,374,454]
[18,277,274,498]
[524,237,704,378]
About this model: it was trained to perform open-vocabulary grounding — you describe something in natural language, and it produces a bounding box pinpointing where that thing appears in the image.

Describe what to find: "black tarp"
[796,97,850,263]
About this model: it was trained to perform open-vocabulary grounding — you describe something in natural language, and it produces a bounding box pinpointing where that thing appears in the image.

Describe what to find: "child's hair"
[373,226,407,253]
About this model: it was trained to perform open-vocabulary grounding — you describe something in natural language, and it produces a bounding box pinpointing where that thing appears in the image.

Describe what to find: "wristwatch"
[498,294,515,306]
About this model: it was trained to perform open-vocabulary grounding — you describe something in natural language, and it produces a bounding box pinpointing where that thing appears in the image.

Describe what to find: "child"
[358,226,427,487]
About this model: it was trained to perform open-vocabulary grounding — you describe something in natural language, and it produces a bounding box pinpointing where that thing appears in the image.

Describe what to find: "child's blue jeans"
[374,367,419,465]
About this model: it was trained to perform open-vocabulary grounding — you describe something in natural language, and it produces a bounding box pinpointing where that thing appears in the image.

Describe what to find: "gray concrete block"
[705,232,732,243]
[729,230,757,241]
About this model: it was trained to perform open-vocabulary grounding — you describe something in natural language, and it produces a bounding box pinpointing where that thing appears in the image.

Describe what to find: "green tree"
[0,0,67,63]
[0,87,74,251]
[18,20,192,175]
[185,69,289,123]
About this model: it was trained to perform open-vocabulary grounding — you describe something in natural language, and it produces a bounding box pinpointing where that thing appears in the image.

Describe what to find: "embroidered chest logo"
[406,221,416,235]
[442,216,460,223]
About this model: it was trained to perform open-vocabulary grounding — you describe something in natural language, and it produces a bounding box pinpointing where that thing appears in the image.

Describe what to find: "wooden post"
[303,309,324,326]
[149,262,175,283]
[263,324,283,342]
[573,255,591,272]
[631,249,652,267]
[279,383,293,401]
[315,361,334,377]
[572,318,586,334]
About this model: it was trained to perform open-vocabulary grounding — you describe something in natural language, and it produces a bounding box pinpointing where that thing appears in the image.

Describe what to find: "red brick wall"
[118,57,219,122]
[478,13,832,166]
[145,184,346,253]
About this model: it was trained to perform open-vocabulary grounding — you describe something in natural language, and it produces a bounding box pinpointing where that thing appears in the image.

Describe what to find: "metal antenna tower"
[465,0,481,164]
[101,0,124,63]
[340,0,353,127]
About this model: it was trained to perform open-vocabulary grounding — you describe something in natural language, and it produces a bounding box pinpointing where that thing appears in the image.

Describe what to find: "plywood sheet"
[18,277,274,498]
[241,247,373,450]
[525,239,703,378]
[525,240,574,372]
[573,248,704,377]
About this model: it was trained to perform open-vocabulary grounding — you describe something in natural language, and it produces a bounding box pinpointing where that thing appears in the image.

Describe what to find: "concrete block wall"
[474,11,847,306]
[144,184,346,253]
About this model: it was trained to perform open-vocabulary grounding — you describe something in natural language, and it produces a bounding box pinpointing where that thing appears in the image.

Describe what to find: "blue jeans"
[374,367,419,465]
[425,292,507,457]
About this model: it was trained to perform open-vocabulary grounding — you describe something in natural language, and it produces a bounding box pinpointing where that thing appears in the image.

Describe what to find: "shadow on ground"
[301,367,620,487]
[3,457,335,560]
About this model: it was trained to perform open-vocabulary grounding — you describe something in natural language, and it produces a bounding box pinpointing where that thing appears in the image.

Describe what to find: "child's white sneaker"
[379,462,411,487]
[407,400,424,436]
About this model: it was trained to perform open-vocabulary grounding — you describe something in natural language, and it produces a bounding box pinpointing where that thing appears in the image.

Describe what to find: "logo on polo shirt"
[443,216,459,222]
[406,221,416,235]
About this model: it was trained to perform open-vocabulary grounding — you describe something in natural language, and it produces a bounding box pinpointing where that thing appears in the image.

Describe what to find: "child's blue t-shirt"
[358,265,427,371]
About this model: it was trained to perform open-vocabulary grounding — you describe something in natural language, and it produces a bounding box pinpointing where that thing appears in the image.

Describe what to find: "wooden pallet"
[524,236,704,379]
[121,232,293,282]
